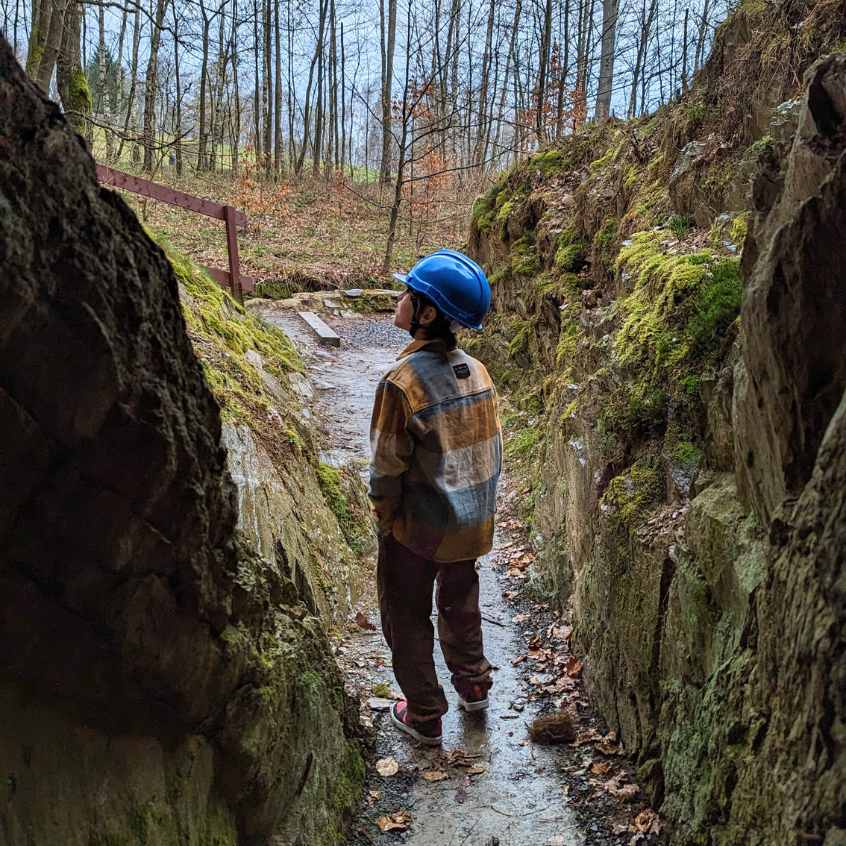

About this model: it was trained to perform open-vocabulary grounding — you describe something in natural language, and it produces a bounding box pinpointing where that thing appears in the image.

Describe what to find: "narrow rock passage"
[256,304,650,846]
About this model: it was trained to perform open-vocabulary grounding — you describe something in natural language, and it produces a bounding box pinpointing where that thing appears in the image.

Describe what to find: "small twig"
[482,614,505,628]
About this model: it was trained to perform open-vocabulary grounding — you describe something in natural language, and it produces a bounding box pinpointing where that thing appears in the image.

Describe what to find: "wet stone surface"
[252,305,658,845]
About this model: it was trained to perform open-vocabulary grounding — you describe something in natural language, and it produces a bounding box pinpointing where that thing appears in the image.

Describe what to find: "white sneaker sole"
[391,708,442,746]
[458,697,489,713]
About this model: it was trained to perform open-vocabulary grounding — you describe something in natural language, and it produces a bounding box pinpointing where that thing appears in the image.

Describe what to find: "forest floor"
[104,166,473,289]
[254,302,665,846]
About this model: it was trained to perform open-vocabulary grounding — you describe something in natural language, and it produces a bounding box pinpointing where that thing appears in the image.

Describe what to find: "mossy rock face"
[0,44,364,845]
[463,30,846,846]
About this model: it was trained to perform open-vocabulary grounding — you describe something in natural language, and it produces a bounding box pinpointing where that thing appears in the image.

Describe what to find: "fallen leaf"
[528,712,577,744]
[512,655,527,666]
[565,656,583,678]
[632,808,663,834]
[368,789,381,802]
[422,769,449,782]
[466,764,488,776]
[354,611,376,631]
[375,810,411,833]
[590,761,612,776]
[605,777,640,802]
[375,757,399,777]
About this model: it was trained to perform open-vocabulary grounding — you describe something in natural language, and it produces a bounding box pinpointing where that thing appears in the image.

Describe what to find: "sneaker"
[456,683,490,713]
[390,701,442,746]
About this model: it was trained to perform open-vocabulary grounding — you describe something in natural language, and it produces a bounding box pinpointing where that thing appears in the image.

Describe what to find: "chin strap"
[409,294,423,338]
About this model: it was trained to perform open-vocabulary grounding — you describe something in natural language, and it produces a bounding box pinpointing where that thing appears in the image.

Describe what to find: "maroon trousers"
[377,533,492,723]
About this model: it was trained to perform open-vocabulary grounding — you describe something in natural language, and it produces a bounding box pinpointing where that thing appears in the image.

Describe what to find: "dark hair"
[410,291,457,351]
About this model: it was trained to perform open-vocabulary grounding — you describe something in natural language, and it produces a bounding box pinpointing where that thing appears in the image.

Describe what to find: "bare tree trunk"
[311,0,327,177]
[493,0,521,157]
[628,0,655,118]
[97,4,114,159]
[27,0,50,78]
[695,0,711,73]
[535,0,553,143]
[57,0,89,134]
[32,0,69,91]
[287,0,295,170]
[474,0,496,167]
[294,0,325,175]
[172,2,183,174]
[231,0,240,175]
[595,0,620,120]
[273,0,282,173]
[682,7,689,91]
[253,0,262,164]
[383,2,411,272]
[340,19,347,176]
[141,0,169,172]
[263,0,272,177]
[198,0,211,170]
[378,0,397,184]
[330,0,339,172]
[115,6,140,162]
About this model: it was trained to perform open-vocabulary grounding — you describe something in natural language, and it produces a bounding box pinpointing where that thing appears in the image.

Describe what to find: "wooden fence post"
[223,205,244,303]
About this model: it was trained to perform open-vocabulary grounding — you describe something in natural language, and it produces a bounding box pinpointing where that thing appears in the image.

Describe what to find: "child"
[368,249,501,745]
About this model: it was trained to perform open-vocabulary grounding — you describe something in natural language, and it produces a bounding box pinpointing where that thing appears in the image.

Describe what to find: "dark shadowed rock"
[735,52,846,524]
[0,37,361,846]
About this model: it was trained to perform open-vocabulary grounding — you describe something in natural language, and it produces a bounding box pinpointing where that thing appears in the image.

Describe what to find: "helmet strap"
[409,294,423,339]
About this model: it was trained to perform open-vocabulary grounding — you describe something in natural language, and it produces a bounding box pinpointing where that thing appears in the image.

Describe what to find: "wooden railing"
[95,164,257,301]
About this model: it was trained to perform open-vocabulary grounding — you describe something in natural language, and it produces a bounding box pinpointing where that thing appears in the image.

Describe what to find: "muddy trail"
[257,305,662,846]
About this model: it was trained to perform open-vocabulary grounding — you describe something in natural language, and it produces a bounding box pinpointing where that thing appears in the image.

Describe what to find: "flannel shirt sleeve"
[368,378,414,532]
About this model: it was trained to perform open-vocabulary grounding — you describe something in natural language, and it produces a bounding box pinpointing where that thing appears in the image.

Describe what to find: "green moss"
[672,441,704,468]
[599,380,668,441]
[315,463,372,555]
[287,428,305,450]
[614,230,734,375]
[471,179,506,234]
[729,213,748,246]
[602,459,664,525]
[667,214,693,239]
[686,258,743,357]
[507,319,532,357]
[589,146,616,173]
[530,148,569,176]
[158,236,302,425]
[511,235,539,276]
[624,165,641,189]
[554,227,588,274]
[69,68,93,113]
[505,426,543,460]
[255,279,296,300]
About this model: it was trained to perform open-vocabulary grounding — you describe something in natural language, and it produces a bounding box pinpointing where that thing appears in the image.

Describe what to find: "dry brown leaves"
[353,610,376,631]
[632,808,663,834]
[375,810,412,833]
[528,712,577,744]
[375,757,399,777]
[604,775,640,802]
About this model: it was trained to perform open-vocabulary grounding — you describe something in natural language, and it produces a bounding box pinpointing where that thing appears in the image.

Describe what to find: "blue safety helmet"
[393,249,492,330]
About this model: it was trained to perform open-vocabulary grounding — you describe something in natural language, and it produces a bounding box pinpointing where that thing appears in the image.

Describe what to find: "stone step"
[297,311,341,347]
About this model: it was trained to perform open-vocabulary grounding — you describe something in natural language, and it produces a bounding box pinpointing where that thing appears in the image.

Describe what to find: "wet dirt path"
[256,305,656,846]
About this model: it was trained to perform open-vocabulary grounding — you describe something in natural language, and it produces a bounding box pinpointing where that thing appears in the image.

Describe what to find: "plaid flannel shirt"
[368,338,502,563]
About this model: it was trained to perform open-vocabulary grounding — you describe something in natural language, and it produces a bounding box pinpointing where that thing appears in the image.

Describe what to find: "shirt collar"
[397,338,445,359]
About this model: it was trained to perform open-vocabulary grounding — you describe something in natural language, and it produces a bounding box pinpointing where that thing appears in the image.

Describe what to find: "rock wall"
[0,38,364,846]
[465,5,845,842]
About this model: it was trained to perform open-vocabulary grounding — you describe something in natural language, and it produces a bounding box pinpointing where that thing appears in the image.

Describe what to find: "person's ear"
[419,304,438,326]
